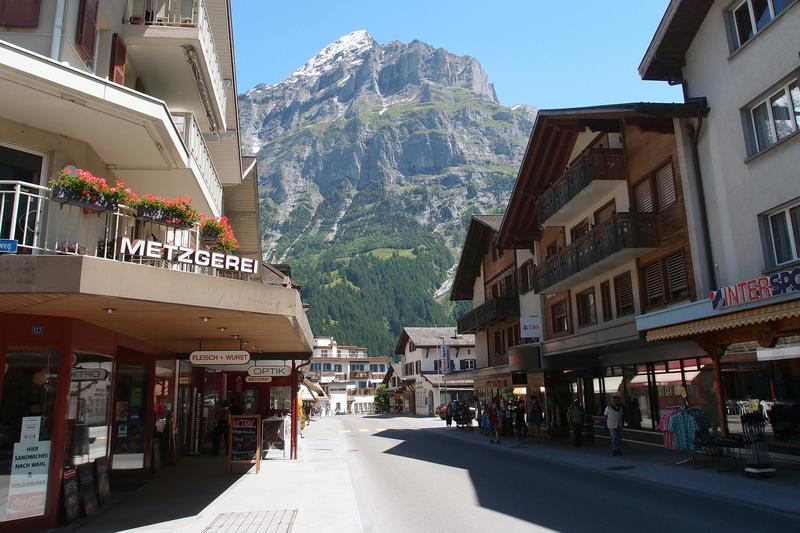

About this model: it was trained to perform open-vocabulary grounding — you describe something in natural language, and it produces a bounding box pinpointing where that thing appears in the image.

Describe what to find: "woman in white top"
[604,395,624,456]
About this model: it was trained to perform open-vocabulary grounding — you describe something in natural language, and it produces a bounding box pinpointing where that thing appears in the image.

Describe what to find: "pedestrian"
[489,401,501,444]
[529,398,544,443]
[446,401,453,427]
[211,400,229,456]
[628,398,643,429]
[481,402,489,435]
[475,399,483,433]
[605,395,625,456]
[566,399,584,447]
[514,400,527,442]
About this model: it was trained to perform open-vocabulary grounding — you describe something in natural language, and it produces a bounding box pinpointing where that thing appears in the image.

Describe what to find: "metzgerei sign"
[189,351,251,365]
[120,237,258,274]
[710,266,800,310]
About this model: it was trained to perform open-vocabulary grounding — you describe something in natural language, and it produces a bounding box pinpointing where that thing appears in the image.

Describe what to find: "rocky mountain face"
[238,31,535,355]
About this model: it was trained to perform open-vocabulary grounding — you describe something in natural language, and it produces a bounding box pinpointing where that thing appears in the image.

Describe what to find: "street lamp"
[438,336,449,406]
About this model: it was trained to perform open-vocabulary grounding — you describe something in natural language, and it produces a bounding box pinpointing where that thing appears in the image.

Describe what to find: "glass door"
[111,364,148,471]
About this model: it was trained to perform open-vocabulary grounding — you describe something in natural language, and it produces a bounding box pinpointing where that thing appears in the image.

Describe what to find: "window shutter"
[656,164,677,210]
[0,0,41,27]
[76,0,99,61]
[109,33,126,85]
[635,179,655,213]
[552,300,566,318]
[614,271,634,315]
[665,250,688,298]
[643,262,664,306]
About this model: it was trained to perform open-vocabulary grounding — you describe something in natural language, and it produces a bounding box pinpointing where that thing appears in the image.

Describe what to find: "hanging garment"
[657,409,680,450]
[668,411,699,451]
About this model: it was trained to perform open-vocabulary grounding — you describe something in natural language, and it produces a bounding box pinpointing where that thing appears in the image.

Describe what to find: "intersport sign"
[120,237,258,274]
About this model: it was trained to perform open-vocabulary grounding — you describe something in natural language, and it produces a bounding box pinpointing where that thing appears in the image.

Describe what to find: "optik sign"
[710,266,800,310]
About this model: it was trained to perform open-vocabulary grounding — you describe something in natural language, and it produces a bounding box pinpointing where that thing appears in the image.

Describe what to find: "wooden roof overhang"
[451,216,501,301]
[497,101,709,250]
[639,0,715,82]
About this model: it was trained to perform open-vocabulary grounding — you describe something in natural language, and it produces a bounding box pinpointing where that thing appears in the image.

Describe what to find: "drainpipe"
[686,116,717,291]
[50,0,66,61]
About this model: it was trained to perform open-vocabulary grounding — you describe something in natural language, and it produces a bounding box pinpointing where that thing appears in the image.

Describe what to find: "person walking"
[481,402,489,435]
[488,403,501,444]
[529,398,544,443]
[566,399,585,447]
[514,400,527,442]
[605,395,625,456]
[211,400,229,456]
[445,401,453,427]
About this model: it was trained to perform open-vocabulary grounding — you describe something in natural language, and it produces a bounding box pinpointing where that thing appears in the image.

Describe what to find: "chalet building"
[451,214,540,405]
[306,337,391,414]
[394,327,475,416]
[0,1,312,528]
[637,0,800,451]
[496,101,713,440]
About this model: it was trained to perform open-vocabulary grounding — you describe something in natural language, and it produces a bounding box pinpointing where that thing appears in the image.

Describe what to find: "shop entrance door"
[111,362,150,472]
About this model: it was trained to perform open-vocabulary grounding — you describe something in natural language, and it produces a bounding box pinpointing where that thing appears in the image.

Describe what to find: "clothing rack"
[740,412,775,477]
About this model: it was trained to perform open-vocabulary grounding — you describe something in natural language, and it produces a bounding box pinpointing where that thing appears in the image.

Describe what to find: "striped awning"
[645,300,800,342]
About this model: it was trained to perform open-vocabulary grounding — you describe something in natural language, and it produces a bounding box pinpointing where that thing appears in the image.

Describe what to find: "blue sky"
[231,0,682,109]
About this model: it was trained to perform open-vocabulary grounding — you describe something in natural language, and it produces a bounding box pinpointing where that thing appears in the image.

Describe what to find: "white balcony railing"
[172,112,223,213]
[131,0,228,120]
[0,181,248,280]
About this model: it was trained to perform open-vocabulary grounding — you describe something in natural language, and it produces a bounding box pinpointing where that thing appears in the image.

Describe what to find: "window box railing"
[533,212,658,293]
[536,148,626,224]
[172,112,223,213]
[129,0,227,119]
[457,295,519,334]
[0,180,251,280]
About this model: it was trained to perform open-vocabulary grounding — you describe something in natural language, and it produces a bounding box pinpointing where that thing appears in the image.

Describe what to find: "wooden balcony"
[533,213,658,293]
[457,296,519,334]
[536,148,626,226]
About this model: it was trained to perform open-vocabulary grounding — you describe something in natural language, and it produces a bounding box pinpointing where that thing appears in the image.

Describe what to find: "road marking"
[341,430,351,433]
[358,429,369,432]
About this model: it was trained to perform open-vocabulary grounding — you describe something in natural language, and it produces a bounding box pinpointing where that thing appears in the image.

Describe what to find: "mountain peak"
[284,30,375,84]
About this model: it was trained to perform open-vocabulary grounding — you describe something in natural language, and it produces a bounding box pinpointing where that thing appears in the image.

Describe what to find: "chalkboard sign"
[62,467,81,524]
[77,462,98,516]
[228,415,261,474]
[95,457,111,506]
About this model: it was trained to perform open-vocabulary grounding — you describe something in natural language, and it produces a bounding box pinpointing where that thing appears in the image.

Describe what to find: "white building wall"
[682,1,800,288]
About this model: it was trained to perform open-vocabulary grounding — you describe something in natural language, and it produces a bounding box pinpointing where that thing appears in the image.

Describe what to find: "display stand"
[228,415,262,474]
[740,412,775,477]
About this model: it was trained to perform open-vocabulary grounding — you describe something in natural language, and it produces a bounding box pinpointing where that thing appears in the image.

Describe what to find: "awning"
[629,370,700,385]
[645,301,800,341]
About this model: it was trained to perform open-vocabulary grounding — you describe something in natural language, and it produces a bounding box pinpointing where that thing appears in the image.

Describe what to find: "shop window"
[747,80,800,154]
[551,300,568,333]
[0,347,60,522]
[614,271,634,316]
[600,280,613,322]
[67,354,114,470]
[576,288,597,327]
[763,201,800,266]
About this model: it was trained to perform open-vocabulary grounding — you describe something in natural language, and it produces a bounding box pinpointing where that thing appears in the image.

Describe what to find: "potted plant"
[200,216,239,252]
[132,196,200,228]
[49,168,134,213]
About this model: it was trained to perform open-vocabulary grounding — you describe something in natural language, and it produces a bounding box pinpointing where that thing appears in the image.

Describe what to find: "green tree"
[373,384,391,413]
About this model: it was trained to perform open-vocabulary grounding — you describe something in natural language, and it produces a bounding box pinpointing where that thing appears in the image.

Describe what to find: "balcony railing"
[536,148,626,225]
[350,371,369,379]
[130,0,227,119]
[172,112,223,214]
[0,180,251,280]
[533,212,658,293]
[457,295,520,334]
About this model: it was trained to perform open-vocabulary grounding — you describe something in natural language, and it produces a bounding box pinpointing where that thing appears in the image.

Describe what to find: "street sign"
[0,239,17,253]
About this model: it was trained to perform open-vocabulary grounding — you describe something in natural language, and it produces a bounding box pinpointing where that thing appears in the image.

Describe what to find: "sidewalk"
[399,415,800,517]
[53,420,363,533]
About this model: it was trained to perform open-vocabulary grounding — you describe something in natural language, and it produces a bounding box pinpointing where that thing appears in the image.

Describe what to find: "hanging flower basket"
[135,204,164,222]
[49,169,134,214]
[200,216,239,253]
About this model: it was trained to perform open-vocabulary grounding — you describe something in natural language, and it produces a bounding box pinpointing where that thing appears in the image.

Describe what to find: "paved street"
[333,414,800,533]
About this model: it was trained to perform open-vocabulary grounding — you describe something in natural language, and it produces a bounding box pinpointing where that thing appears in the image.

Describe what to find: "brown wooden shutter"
[0,0,41,27]
[643,262,664,307]
[665,250,688,299]
[614,271,634,316]
[76,0,98,60]
[656,163,677,210]
[109,33,126,85]
[635,179,655,213]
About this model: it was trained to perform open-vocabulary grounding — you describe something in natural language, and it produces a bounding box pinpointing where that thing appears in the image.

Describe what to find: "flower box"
[135,205,164,222]
[202,227,219,247]
[52,185,117,213]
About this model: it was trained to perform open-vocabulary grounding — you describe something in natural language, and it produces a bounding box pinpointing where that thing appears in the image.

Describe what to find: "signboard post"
[228,415,261,474]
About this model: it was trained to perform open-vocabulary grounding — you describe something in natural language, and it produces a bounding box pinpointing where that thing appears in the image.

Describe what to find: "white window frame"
[749,79,800,152]
[766,202,800,266]
[731,0,780,49]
